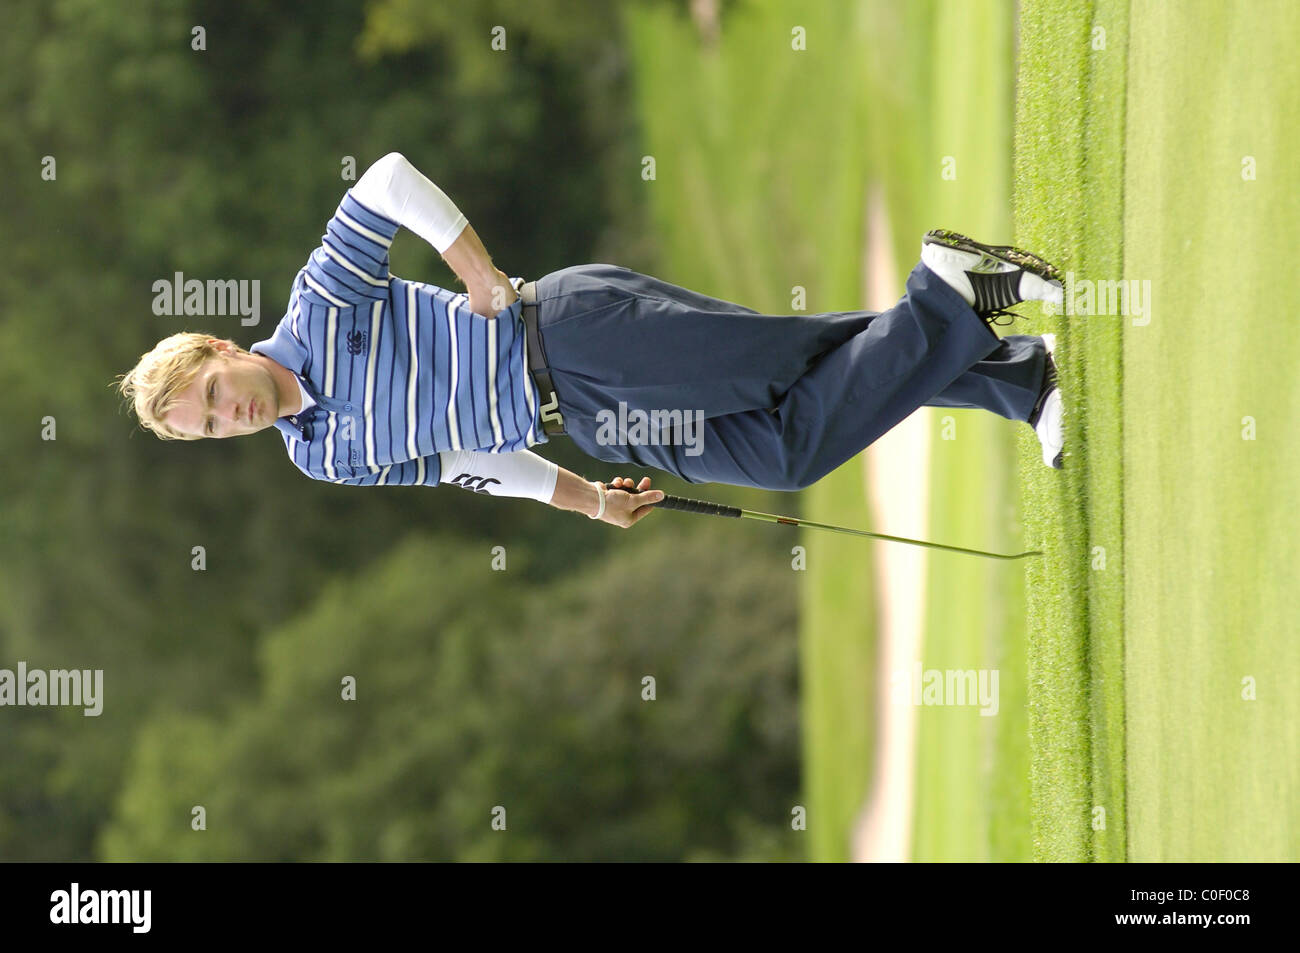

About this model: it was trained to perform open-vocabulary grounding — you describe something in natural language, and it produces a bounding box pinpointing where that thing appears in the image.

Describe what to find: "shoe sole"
[923,228,1063,284]
[1039,333,1063,469]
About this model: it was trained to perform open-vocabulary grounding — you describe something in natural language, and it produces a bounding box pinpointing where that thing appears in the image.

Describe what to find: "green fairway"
[1119,0,1300,860]
[1015,0,1130,863]
[901,0,1031,864]
[1018,0,1299,860]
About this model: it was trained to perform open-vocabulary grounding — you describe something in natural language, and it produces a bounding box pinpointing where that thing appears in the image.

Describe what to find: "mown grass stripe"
[1014,0,1130,862]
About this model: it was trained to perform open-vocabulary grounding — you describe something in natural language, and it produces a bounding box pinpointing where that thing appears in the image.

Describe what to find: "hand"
[467,268,519,318]
[596,476,664,528]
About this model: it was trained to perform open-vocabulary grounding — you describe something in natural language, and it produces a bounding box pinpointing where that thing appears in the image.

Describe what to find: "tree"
[101,522,803,861]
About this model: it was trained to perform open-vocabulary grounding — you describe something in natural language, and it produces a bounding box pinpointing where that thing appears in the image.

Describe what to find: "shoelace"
[981,308,1023,329]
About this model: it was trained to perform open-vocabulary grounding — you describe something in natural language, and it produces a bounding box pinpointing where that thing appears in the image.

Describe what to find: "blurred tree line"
[0,0,804,860]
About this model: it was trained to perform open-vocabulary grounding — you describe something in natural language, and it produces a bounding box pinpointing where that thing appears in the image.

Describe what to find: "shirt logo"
[346,329,368,356]
[450,473,502,494]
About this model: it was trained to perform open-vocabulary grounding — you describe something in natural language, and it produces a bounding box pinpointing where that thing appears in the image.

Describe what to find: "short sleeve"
[298,192,401,308]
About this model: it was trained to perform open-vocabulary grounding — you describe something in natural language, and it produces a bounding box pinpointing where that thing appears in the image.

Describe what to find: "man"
[116,153,1065,529]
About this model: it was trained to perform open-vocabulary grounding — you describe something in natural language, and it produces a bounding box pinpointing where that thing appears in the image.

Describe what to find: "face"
[161,340,281,439]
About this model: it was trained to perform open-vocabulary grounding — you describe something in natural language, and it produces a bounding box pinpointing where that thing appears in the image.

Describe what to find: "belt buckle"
[521,285,565,436]
[539,388,565,436]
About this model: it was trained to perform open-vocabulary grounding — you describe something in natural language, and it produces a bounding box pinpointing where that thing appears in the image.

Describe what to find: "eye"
[207,379,216,435]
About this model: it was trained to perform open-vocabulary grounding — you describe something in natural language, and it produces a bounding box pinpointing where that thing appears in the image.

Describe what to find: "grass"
[1018,0,1299,861]
[1117,0,1299,860]
[1015,0,1130,863]
[885,0,1034,863]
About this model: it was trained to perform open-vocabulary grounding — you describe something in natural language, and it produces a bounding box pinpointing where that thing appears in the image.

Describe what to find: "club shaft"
[737,508,1041,560]
[642,491,1040,561]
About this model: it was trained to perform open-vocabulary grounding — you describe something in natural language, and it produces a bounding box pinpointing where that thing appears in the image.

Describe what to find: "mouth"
[248,398,256,422]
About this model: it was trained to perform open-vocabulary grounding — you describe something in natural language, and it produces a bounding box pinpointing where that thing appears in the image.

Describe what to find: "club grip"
[621,487,741,518]
[658,494,742,518]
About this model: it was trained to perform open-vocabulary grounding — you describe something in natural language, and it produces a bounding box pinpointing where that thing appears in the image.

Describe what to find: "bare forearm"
[444,224,518,316]
[441,222,499,292]
[548,465,601,517]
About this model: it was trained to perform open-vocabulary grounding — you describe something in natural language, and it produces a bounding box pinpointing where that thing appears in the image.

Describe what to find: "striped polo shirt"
[250,191,548,486]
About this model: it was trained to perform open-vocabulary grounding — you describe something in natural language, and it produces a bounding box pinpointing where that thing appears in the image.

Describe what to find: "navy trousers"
[532,262,1048,491]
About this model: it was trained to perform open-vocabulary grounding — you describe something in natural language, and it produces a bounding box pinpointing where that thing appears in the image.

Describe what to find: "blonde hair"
[114,332,244,440]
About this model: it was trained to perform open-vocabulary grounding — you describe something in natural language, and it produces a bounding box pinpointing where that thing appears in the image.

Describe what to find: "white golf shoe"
[1029,333,1064,469]
[920,229,1065,332]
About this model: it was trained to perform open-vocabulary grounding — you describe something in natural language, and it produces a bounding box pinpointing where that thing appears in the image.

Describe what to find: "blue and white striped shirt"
[250,191,548,487]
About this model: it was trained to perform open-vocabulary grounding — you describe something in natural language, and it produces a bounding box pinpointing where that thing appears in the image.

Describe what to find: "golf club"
[621,486,1042,561]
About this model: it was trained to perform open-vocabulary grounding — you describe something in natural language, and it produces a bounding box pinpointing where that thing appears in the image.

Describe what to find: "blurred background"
[1,0,1030,861]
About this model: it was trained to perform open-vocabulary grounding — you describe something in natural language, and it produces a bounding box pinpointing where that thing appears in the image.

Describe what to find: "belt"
[520,281,566,436]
